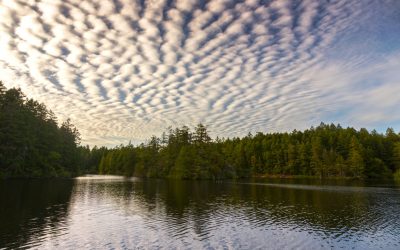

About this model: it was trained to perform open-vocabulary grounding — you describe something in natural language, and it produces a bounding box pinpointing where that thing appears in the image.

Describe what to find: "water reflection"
[1,176,399,249]
[0,179,74,249]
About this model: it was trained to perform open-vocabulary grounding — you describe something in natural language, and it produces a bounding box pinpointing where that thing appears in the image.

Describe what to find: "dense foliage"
[93,123,400,180]
[2,81,400,180]
[0,82,81,178]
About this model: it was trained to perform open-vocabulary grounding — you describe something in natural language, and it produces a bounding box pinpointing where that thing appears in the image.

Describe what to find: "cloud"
[309,52,400,127]
[0,0,399,147]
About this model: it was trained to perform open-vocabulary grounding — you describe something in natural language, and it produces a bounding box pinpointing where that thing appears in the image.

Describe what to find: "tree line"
[0,82,81,178]
[88,123,400,180]
[2,81,400,179]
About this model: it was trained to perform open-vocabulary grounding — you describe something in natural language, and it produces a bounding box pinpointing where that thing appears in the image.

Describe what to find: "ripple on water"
[1,177,400,249]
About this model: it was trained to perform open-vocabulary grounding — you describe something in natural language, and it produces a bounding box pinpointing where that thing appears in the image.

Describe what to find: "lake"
[1,176,399,249]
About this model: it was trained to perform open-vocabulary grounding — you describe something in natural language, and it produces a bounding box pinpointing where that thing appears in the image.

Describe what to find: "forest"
[1,82,400,179]
[85,123,400,180]
[0,82,81,178]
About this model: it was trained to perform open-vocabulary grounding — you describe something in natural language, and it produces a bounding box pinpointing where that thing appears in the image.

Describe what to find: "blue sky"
[0,0,399,146]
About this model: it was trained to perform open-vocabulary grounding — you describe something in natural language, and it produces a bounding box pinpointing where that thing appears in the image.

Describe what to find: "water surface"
[1,176,399,249]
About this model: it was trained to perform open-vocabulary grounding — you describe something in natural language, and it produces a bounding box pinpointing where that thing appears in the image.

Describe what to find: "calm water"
[1,176,400,249]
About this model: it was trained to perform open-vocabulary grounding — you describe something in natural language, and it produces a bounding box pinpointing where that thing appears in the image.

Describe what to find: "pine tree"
[348,137,365,178]
[392,142,400,171]
[311,137,323,178]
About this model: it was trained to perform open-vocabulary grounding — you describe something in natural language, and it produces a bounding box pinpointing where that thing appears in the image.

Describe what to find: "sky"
[0,0,399,147]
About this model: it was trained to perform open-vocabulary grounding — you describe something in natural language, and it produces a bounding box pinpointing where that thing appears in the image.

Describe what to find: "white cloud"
[0,0,398,147]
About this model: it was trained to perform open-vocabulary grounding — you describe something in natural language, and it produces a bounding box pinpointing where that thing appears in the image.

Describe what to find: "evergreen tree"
[348,137,365,178]
[0,83,82,178]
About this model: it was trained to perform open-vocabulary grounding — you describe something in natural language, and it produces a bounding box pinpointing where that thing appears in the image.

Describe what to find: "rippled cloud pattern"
[1,0,399,146]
